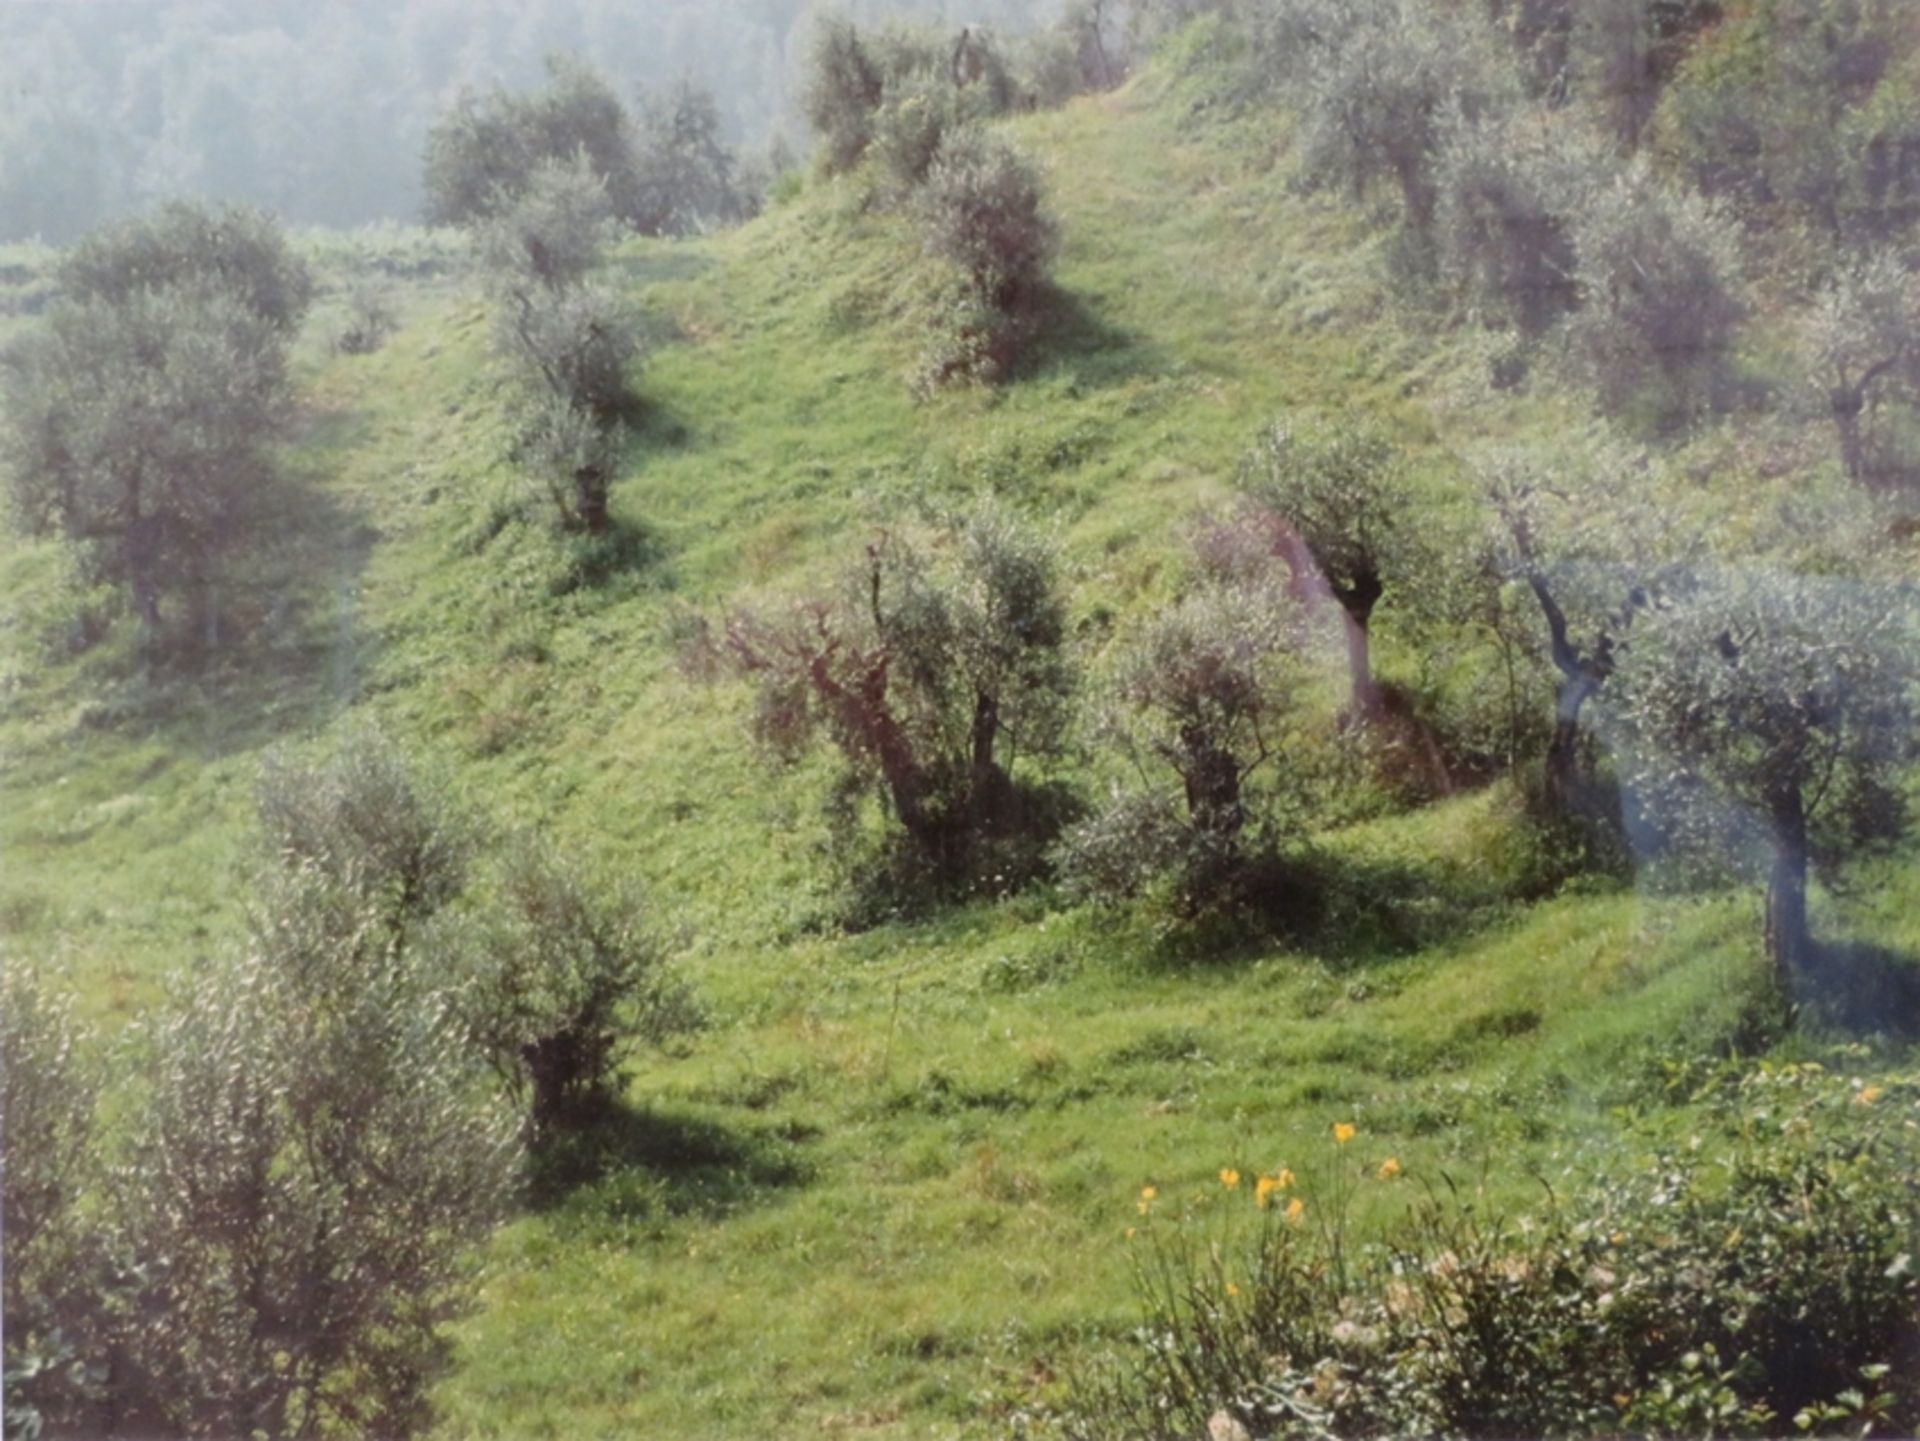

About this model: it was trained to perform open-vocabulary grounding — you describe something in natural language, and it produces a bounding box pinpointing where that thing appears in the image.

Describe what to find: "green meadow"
[4,36,1917,1441]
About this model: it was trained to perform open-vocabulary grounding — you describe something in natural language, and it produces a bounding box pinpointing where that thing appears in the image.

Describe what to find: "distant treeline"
[0,0,1060,242]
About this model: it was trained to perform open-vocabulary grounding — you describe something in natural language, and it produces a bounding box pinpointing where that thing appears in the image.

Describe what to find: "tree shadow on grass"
[1800,939,1920,1039]
[1019,282,1163,389]
[46,444,379,767]
[528,1098,815,1224]
[1138,845,1538,975]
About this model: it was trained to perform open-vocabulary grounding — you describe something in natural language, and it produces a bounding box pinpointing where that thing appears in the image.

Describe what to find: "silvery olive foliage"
[117,943,518,1440]
[915,126,1057,386]
[456,833,696,1132]
[255,729,472,939]
[1287,0,1520,242]
[1434,108,1608,333]
[720,502,1074,898]
[1607,567,1918,991]
[1240,418,1416,714]
[1802,249,1920,485]
[1,202,311,643]
[1473,436,1700,812]
[1,963,103,1437]
[1562,158,1746,421]
[469,155,640,533]
[1060,555,1302,909]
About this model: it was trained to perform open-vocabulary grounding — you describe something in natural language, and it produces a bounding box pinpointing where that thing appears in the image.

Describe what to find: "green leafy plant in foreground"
[1070,1059,1920,1439]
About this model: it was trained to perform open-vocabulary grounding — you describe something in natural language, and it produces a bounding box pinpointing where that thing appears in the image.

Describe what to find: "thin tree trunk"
[1832,384,1868,484]
[1344,618,1381,718]
[967,689,1010,830]
[574,464,610,532]
[1335,571,1384,719]
[1543,674,1595,812]
[1764,787,1811,1003]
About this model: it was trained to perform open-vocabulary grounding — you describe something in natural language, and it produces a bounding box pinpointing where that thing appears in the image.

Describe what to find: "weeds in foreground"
[1066,1062,1920,1440]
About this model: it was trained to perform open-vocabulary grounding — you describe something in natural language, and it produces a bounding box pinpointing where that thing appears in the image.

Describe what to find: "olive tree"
[1475,440,1695,816]
[1292,0,1518,247]
[116,944,518,1440]
[58,200,313,333]
[1802,249,1920,486]
[2,287,294,641]
[632,79,743,237]
[457,836,694,1133]
[1610,569,1917,1001]
[1059,553,1301,911]
[915,127,1057,386]
[1434,107,1605,333]
[2,201,310,645]
[803,16,887,175]
[255,729,471,947]
[1563,159,1745,423]
[719,504,1074,896]
[1239,419,1416,718]
[472,158,640,533]
[474,155,619,295]
[423,55,641,227]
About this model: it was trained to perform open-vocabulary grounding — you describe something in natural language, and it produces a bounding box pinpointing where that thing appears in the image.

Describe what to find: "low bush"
[1069,1062,1920,1439]
[455,835,696,1133]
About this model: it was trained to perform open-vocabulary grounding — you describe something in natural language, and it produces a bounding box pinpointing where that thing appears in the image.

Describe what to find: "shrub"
[332,281,398,355]
[870,68,978,194]
[915,127,1056,386]
[255,730,470,942]
[423,55,641,228]
[1562,159,1745,424]
[1,963,104,1438]
[115,943,518,1440]
[1070,1066,1920,1440]
[456,835,695,1133]
[1434,107,1605,334]
[803,16,887,175]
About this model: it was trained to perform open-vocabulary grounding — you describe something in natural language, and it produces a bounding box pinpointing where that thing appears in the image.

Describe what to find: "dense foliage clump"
[0,201,312,650]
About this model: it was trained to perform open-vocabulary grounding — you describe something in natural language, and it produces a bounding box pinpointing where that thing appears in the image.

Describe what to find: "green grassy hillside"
[4,43,1917,1441]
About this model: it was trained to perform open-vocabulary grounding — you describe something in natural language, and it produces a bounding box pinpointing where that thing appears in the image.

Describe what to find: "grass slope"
[2,48,1914,1441]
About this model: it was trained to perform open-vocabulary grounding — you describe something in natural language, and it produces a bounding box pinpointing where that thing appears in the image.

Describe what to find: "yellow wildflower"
[1125,1227,1137,1241]
[1856,1085,1885,1106]
[1220,1168,1241,1190]
[1286,1196,1305,1224]
[1255,1174,1280,1208]
[1138,1184,1157,1216]
[1333,1122,1356,1145]
[1226,1282,1241,1298]
[1378,1157,1402,1180]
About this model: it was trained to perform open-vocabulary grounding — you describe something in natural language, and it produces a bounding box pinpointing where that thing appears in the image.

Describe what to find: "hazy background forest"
[0,0,1062,241]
